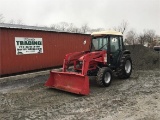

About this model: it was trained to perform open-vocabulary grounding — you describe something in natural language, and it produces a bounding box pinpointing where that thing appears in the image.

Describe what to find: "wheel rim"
[104,72,111,84]
[125,60,131,73]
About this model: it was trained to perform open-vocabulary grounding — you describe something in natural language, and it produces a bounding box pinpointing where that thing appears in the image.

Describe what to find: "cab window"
[92,37,108,51]
[110,36,120,52]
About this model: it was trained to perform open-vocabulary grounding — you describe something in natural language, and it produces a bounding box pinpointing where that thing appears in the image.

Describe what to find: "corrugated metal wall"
[0,28,91,75]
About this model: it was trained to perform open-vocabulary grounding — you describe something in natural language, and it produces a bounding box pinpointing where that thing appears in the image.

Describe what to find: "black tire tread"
[96,67,112,87]
[117,55,132,79]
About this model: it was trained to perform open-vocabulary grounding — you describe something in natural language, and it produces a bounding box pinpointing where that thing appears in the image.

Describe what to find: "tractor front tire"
[117,55,132,79]
[96,67,112,87]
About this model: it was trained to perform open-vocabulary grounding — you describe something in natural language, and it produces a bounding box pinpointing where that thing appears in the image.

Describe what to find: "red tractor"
[45,30,132,95]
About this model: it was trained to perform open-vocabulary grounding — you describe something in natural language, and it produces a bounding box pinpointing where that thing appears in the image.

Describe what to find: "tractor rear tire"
[117,55,132,79]
[96,67,112,87]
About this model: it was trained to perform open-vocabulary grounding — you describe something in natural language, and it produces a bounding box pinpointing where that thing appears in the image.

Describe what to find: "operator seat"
[111,45,116,52]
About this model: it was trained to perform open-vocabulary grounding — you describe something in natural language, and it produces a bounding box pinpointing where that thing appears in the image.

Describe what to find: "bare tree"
[113,20,128,34]
[17,19,23,25]
[66,23,83,33]
[9,19,15,24]
[72,27,81,33]
[137,29,156,47]
[9,19,24,25]
[50,24,60,30]
[0,14,5,23]
[66,23,74,32]
[81,23,90,34]
[143,29,156,48]
[113,26,121,32]
[50,22,82,33]
[143,29,155,43]
[138,33,146,45]
[51,22,69,31]
[59,22,69,31]
[120,20,128,34]
[89,28,105,33]
[125,29,138,45]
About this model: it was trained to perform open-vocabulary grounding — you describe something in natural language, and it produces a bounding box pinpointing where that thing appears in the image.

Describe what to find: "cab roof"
[91,30,123,36]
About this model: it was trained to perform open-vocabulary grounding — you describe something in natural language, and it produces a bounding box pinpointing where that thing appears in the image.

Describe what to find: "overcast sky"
[0,0,160,34]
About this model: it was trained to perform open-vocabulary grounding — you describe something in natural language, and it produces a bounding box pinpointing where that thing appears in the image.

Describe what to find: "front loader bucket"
[45,71,89,95]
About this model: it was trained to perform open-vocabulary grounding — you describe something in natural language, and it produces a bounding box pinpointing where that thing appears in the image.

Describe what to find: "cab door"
[110,36,123,67]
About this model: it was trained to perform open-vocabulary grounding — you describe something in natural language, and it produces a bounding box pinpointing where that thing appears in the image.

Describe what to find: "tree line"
[0,13,159,47]
[125,29,159,48]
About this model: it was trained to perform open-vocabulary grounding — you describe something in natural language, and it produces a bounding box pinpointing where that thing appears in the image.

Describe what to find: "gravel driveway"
[0,69,160,120]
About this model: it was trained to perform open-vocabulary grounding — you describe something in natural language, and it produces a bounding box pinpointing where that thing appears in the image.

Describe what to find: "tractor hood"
[64,50,107,64]
[78,51,106,61]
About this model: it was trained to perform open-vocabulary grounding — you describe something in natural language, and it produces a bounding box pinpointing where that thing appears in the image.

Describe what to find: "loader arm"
[45,50,107,95]
[63,51,89,72]
[63,50,107,75]
[80,51,107,75]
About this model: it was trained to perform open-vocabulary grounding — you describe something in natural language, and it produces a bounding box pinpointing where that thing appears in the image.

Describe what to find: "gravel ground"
[0,69,160,120]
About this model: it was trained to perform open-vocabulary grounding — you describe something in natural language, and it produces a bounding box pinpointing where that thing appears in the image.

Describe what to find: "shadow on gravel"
[45,88,83,97]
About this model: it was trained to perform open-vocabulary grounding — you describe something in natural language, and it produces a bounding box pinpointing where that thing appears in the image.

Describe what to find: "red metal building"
[0,23,91,76]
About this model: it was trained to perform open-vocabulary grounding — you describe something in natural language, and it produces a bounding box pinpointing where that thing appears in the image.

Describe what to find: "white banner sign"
[15,37,43,55]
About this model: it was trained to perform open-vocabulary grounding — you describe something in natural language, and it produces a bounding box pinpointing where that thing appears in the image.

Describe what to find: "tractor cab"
[91,30,125,68]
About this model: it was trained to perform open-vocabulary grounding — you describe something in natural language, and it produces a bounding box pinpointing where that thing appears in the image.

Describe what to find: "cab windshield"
[91,37,108,51]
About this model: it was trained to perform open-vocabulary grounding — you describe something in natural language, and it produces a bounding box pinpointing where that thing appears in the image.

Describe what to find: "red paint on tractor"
[45,50,107,95]
[45,71,89,95]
